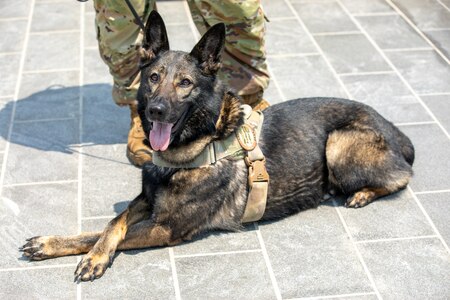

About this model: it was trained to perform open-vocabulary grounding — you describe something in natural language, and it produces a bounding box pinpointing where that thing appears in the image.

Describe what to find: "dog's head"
[137,11,228,152]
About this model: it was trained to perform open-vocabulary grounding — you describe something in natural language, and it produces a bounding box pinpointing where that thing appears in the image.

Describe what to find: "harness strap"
[241,109,269,223]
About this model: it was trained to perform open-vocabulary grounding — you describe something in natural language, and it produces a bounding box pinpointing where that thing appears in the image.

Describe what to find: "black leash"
[76,0,146,31]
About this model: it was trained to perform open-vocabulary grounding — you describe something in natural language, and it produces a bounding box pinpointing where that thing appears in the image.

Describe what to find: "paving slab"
[4,119,79,185]
[387,50,450,95]
[0,98,13,151]
[0,54,20,96]
[341,73,432,124]
[336,189,433,241]
[176,252,276,299]
[400,124,450,192]
[340,0,394,14]
[16,71,79,122]
[267,55,347,99]
[424,29,450,59]
[259,205,373,298]
[358,238,450,299]
[315,34,391,74]
[31,2,80,32]
[421,94,450,133]
[0,183,78,268]
[392,0,450,30]
[417,192,450,247]
[25,32,80,71]
[356,15,429,50]
[0,19,27,53]
[292,1,358,33]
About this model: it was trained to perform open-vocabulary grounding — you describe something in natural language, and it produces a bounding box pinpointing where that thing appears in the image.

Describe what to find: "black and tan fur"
[20,12,414,282]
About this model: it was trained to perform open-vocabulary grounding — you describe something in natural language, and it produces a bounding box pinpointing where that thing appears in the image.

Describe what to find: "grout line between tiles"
[82,215,117,221]
[382,47,433,52]
[184,0,200,42]
[423,28,450,32]
[254,223,283,300]
[338,70,396,76]
[174,249,262,259]
[169,248,182,300]
[417,92,450,97]
[331,200,382,299]
[384,0,450,66]
[0,0,35,199]
[0,17,28,22]
[0,95,15,99]
[337,0,450,141]
[77,3,85,300]
[22,68,80,74]
[267,53,320,58]
[30,29,80,35]
[394,121,437,126]
[355,235,438,244]
[415,189,450,195]
[408,186,450,255]
[436,0,450,12]
[268,16,298,21]
[0,52,22,56]
[0,263,77,272]
[312,31,362,36]
[283,0,353,100]
[352,12,398,17]
[3,179,78,188]
[287,291,377,300]
[14,117,77,124]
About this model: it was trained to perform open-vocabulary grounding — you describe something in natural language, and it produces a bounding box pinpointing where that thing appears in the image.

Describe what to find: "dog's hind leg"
[326,127,413,208]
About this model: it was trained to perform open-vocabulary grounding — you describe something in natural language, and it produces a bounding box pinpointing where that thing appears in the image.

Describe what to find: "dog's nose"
[148,103,167,119]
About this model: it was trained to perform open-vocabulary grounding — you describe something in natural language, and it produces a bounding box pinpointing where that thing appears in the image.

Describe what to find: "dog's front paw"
[74,251,112,282]
[20,236,55,261]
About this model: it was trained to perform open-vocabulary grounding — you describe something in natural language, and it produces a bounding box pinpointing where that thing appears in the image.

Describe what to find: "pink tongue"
[150,122,173,151]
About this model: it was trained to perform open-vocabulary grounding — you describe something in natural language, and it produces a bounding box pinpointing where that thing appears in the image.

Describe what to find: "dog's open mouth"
[149,108,189,151]
[149,122,173,151]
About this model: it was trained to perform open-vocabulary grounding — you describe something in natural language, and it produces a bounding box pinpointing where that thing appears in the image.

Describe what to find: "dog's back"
[260,97,414,219]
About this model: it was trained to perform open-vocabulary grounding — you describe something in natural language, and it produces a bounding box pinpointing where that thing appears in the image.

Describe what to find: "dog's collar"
[152,104,269,223]
[153,105,255,168]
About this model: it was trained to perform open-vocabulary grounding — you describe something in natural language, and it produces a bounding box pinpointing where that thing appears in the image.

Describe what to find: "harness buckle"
[246,158,269,188]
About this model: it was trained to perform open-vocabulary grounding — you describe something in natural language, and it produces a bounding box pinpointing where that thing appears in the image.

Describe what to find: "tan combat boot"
[241,90,270,111]
[126,104,152,167]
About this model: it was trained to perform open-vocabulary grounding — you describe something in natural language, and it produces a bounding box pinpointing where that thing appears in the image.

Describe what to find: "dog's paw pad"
[20,236,52,260]
[74,253,110,282]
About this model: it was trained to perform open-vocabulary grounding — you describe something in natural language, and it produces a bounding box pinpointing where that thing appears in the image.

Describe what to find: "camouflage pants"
[93,0,269,106]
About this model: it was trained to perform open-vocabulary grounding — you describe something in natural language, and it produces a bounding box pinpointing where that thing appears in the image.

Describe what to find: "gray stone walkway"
[0,0,449,299]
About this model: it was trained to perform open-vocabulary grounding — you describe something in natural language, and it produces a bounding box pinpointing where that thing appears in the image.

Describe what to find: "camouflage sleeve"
[187,0,270,97]
[93,0,155,106]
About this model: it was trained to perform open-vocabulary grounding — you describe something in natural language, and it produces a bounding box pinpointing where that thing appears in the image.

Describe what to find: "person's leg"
[187,0,270,109]
[93,0,155,166]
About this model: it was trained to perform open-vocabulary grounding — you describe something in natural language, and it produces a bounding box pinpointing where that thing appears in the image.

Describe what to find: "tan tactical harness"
[152,104,269,223]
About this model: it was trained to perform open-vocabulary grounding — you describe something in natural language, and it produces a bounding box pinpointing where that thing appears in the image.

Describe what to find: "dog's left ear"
[140,10,170,61]
[190,23,226,74]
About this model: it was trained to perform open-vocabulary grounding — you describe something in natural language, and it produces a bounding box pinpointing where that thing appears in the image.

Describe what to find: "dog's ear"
[190,23,226,74]
[140,10,170,61]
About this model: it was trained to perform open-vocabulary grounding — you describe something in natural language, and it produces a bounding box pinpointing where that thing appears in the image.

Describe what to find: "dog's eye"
[150,73,159,83]
[179,79,192,87]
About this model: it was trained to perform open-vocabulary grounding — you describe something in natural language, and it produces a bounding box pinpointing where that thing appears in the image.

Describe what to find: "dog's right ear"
[140,11,170,62]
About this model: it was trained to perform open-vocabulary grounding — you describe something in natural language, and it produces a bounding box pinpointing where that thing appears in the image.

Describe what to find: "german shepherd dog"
[20,11,414,282]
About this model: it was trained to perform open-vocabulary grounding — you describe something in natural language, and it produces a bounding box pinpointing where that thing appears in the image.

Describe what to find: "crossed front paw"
[74,251,112,282]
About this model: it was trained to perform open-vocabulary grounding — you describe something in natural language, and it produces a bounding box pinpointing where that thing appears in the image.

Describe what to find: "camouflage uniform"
[93,0,269,106]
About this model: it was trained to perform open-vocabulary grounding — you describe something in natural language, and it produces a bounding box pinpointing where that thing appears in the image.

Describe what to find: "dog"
[20,11,414,282]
